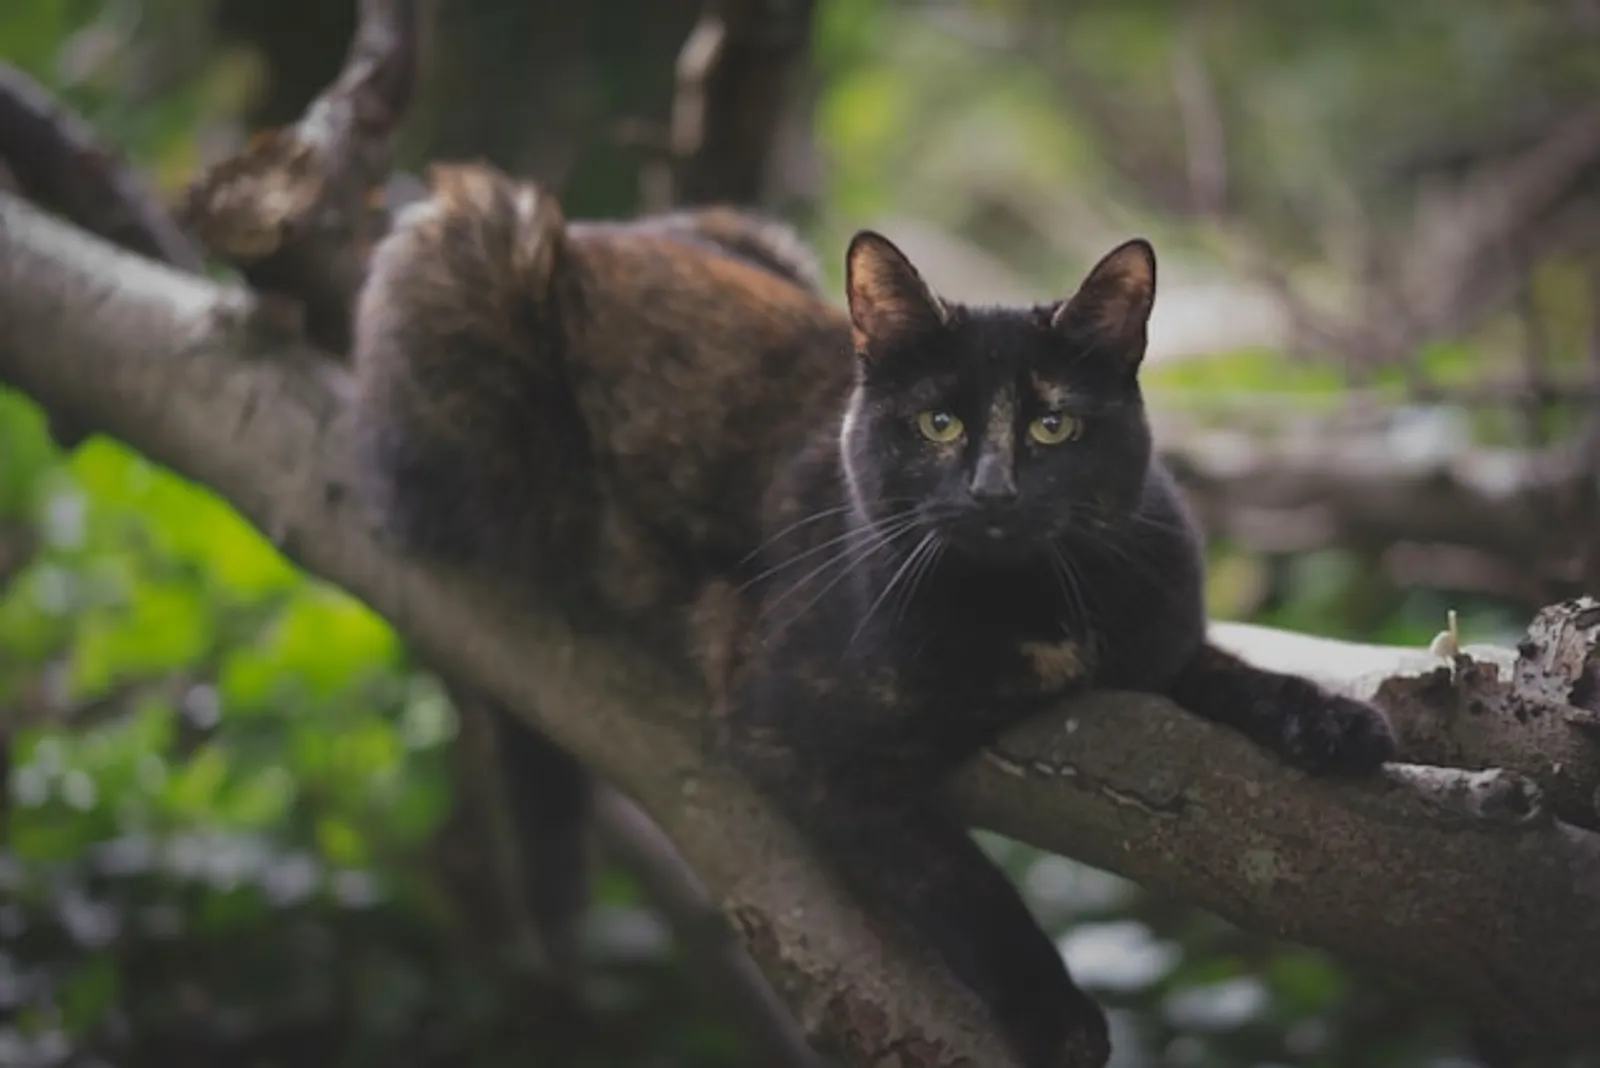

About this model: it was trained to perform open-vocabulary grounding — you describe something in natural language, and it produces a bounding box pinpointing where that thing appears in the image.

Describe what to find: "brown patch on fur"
[1016,639,1091,696]
[1029,372,1078,411]
[688,578,749,704]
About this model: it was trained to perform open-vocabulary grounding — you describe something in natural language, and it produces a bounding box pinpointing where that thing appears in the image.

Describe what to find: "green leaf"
[60,957,121,1037]
[219,764,297,827]
[316,814,369,867]
[0,389,58,512]
[68,581,211,701]
[162,744,231,821]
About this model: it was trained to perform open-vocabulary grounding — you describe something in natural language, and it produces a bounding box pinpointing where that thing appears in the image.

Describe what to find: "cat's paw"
[1278,687,1397,776]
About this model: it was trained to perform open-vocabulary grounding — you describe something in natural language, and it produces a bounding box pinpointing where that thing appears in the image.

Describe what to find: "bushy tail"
[349,162,594,577]
[353,170,601,985]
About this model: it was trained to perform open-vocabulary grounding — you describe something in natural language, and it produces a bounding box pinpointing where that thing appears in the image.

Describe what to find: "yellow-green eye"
[917,410,965,443]
[1029,412,1082,445]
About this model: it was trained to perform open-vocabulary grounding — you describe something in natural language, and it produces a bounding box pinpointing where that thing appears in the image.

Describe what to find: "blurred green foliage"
[1,1,1587,1066]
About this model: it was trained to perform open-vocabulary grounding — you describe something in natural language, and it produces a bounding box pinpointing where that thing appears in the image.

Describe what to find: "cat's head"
[838,231,1157,562]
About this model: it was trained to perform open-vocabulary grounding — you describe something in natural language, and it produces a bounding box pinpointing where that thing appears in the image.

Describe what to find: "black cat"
[349,165,1396,1066]
[720,232,1396,1067]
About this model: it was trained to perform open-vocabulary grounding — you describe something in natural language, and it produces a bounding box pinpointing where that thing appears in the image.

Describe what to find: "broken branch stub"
[178,0,421,352]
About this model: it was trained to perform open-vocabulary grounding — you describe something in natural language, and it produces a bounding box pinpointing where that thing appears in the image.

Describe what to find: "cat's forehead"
[896,356,1092,413]
[952,304,1055,352]
[946,308,1103,390]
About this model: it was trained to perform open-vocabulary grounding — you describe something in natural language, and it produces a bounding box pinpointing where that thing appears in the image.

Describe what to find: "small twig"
[0,62,206,274]
[179,0,422,352]
[593,785,824,1068]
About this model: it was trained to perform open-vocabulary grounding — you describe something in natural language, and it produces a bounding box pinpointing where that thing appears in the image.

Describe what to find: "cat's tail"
[352,167,602,993]
[349,161,595,575]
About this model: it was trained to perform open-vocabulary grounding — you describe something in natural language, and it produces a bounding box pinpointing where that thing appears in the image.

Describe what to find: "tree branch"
[5,191,1600,1062]
[178,0,421,351]
[0,60,210,450]
[0,62,206,274]
[592,786,824,1068]
[659,0,818,208]
[1152,403,1593,603]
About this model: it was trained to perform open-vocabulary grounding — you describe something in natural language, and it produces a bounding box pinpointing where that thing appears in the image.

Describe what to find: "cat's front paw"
[1278,687,1397,776]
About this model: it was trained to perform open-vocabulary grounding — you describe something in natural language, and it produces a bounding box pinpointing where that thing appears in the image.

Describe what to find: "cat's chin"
[939,524,1053,566]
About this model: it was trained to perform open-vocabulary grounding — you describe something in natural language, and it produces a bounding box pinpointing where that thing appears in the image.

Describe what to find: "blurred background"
[2,0,1598,1066]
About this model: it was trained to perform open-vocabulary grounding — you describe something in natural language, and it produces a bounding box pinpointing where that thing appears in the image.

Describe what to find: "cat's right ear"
[845,231,949,360]
[1049,238,1156,370]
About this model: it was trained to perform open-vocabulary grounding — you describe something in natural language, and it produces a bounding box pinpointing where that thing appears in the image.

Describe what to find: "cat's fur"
[350,162,1397,1068]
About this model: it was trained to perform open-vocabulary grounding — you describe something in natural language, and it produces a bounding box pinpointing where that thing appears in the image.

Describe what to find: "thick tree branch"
[5,193,1600,1061]
[959,609,1600,1046]
[592,786,824,1068]
[0,61,210,451]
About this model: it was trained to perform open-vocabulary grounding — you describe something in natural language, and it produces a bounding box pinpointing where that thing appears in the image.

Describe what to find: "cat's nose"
[968,455,1017,503]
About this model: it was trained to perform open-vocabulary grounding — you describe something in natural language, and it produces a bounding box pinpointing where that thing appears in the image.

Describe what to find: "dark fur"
[350,164,1397,1068]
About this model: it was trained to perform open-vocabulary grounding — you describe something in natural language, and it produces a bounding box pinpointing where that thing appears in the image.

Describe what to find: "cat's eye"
[1029,412,1082,445]
[916,410,965,443]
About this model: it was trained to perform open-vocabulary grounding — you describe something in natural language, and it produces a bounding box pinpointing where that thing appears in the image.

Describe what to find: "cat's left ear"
[845,230,950,361]
[1049,238,1156,368]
